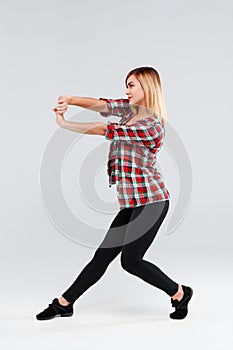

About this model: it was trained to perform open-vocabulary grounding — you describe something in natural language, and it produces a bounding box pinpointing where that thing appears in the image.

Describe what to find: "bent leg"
[120,200,179,297]
[62,207,133,304]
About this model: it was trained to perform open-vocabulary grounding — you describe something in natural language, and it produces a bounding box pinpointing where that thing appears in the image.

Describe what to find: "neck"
[135,107,150,118]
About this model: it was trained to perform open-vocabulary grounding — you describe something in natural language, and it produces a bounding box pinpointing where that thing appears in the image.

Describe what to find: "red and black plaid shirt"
[99,97,170,209]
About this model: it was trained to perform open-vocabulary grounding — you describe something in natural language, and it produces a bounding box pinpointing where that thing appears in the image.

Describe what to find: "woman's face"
[125,74,145,107]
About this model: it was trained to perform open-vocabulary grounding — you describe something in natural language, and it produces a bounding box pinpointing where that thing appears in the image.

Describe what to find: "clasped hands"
[52,96,70,127]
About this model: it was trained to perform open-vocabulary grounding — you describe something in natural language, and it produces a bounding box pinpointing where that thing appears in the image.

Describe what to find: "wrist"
[61,119,69,129]
[65,95,72,105]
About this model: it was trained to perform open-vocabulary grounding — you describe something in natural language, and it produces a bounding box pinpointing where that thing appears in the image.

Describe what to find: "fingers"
[58,96,66,104]
[58,95,65,102]
[57,98,65,107]
[55,106,67,113]
[52,96,68,113]
[52,107,64,114]
[54,110,64,115]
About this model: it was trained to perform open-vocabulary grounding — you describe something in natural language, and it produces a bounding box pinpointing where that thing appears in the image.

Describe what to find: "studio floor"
[1,248,232,350]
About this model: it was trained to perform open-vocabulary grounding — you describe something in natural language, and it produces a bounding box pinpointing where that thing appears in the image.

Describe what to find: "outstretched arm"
[53,96,109,114]
[62,120,107,135]
[55,112,107,136]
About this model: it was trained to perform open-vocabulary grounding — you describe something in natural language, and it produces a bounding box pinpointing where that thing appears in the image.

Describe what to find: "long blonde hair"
[125,66,167,126]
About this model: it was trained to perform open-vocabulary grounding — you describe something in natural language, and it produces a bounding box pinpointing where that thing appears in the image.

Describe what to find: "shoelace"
[50,303,61,312]
[44,300,69,313]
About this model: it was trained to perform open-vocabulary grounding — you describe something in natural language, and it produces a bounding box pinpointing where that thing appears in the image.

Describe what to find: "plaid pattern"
[99,97,170,209]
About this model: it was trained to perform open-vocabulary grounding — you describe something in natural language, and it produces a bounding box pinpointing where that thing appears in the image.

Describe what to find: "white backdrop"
[1,0,232,349]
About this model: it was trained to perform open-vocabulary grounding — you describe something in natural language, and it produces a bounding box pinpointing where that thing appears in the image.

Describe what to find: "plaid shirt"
[99,97,170,209]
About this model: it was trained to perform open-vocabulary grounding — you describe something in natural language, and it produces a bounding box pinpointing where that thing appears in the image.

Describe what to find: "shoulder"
[132,116,163,127]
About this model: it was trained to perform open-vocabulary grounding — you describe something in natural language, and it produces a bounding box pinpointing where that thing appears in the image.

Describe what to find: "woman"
[36,66,193,321]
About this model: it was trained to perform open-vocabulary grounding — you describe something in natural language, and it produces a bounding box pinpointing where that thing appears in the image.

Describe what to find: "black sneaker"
[169,285,193,320]
[36,298,74,321]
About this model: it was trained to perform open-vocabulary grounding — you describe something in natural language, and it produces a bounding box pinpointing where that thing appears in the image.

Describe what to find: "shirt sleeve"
[98,98,131,118]
[104,121,164,148]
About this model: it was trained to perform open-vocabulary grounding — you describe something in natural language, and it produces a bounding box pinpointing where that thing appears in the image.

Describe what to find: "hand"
[52,95,70,114]
[55,111,66,127]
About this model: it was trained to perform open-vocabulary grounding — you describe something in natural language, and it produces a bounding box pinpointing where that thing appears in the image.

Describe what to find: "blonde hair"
[125,66,168,126]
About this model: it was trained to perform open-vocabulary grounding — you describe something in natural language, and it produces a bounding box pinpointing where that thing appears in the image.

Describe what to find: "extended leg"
[61,207,133,304]
[120,200,179,297]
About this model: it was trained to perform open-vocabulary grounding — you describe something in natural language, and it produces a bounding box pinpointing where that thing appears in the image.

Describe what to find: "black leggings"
[62,200,179,304]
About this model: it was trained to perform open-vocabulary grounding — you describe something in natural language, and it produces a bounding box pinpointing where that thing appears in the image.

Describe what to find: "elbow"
[102,124,107,136]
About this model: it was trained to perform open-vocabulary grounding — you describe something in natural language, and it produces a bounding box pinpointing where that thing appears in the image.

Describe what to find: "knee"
[120,254,138,273]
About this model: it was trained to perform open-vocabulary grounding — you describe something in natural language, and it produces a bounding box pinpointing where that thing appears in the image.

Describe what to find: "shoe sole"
[36,312,73,321]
